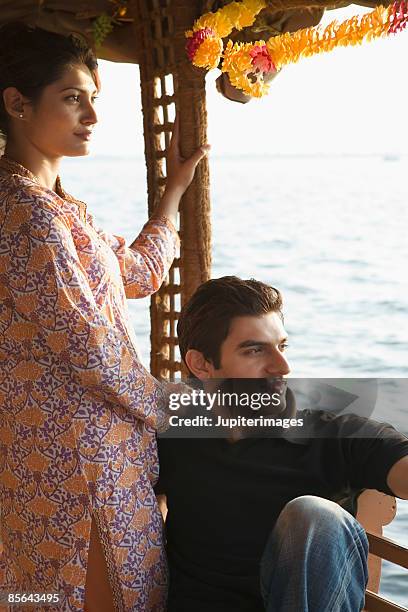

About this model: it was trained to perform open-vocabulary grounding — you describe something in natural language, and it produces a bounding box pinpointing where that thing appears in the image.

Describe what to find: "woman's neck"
[4,142,61,191]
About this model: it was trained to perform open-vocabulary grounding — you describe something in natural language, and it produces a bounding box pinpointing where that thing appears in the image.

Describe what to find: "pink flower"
[388,1,408,34]
[186,27,216,61]
[249,45,276,73]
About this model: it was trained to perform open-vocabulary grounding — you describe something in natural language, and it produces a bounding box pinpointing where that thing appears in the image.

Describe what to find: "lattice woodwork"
[133,0,211,380]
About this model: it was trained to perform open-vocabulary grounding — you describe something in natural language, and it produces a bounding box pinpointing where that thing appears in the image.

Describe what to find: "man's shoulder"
[299,409,407,441]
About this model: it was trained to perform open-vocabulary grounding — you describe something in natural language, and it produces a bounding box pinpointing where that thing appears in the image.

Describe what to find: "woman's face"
[23,63,99,158]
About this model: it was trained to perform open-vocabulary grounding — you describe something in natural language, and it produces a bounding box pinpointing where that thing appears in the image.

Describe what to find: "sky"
[91,5,408,158]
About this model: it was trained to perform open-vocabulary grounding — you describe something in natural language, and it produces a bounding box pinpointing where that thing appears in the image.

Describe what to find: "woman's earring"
[19,113,24,119]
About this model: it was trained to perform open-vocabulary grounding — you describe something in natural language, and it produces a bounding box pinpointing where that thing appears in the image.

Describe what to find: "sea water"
[63,153,408,607]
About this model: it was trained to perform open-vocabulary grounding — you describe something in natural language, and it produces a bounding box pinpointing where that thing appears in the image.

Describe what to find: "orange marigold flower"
[194,36,223,69]
[236,7,260,29]
[186,28,216,61]
[214,12,234,37]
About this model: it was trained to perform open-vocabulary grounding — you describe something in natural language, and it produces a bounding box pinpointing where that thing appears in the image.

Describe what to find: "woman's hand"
[153,116,210,225]
[165,116,211,198]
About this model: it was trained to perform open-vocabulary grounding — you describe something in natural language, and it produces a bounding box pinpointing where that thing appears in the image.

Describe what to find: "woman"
[0,23,208,612]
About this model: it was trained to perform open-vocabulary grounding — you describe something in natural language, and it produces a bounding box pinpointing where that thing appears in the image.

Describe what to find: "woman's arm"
[91,217,179,298]
[92,118,209,297]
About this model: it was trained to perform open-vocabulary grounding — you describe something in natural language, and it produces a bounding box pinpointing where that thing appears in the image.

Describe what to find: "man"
[156,276,408,612]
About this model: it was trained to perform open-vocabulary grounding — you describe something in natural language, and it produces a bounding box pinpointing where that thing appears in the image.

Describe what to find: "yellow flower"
[228,70,268,98]
[214,12,234,37]
[195,0,266,37]
[222,42,253,73]
[195,14,218,32]
[225,0,266,31]
[222,3,243,25]
[194,37,223,69]
[245,0,267,13]
[236,7,260,29]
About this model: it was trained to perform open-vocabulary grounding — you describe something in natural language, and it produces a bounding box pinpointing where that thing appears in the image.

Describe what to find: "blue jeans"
[260,495,369,612]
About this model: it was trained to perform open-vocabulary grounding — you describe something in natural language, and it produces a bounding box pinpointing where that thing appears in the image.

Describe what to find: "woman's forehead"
[52,64,99,93]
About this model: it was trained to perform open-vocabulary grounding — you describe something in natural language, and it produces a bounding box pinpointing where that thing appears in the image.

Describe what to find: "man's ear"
[185,349,214,380]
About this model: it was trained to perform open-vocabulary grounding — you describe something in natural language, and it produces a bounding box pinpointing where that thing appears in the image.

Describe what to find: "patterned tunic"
[0,157,179,611]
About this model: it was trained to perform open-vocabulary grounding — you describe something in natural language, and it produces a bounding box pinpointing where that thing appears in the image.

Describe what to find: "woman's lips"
[74,132,92,141]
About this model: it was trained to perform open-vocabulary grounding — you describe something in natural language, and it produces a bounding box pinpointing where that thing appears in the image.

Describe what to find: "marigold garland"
[186,0,408,98]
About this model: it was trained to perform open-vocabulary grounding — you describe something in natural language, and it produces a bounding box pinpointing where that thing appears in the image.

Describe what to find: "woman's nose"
[82,101,98,126]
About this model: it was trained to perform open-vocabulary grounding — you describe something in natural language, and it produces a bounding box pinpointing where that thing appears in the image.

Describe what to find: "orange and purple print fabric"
[0,158,178,611]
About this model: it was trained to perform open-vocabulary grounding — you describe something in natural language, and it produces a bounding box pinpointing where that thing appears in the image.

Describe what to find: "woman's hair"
[0,22,99,139]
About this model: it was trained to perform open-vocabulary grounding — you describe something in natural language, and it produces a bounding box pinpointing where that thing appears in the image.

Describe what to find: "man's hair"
[177,276,283,370]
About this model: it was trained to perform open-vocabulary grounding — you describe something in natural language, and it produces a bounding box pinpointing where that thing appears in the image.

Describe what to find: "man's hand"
[387,455,408,499]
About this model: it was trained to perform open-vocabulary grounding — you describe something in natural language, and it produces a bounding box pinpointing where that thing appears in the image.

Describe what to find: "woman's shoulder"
[0,170,65,213]
[0,172,72,243]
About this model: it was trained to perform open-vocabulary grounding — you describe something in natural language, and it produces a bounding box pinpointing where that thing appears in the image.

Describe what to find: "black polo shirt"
[156,411,408,612]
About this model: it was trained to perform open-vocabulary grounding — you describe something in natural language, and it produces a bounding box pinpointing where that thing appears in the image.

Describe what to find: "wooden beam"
[365,590,408,612]
[367,531,408,570]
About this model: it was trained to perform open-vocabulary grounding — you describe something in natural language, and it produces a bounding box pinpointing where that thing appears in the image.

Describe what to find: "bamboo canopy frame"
[0,2,407,609]
[0,0,393,378]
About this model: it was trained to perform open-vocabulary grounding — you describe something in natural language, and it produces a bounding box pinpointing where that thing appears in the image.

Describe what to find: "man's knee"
[275,495,368,549]
[280,495,347,524]
[261,495,368,585]
[261,496,369,610]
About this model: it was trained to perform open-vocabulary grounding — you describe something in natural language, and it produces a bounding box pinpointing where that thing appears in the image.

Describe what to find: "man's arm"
[386,455,408,499]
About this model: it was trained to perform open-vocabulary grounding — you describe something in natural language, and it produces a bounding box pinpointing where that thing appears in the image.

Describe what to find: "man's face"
[209,312,290,379]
